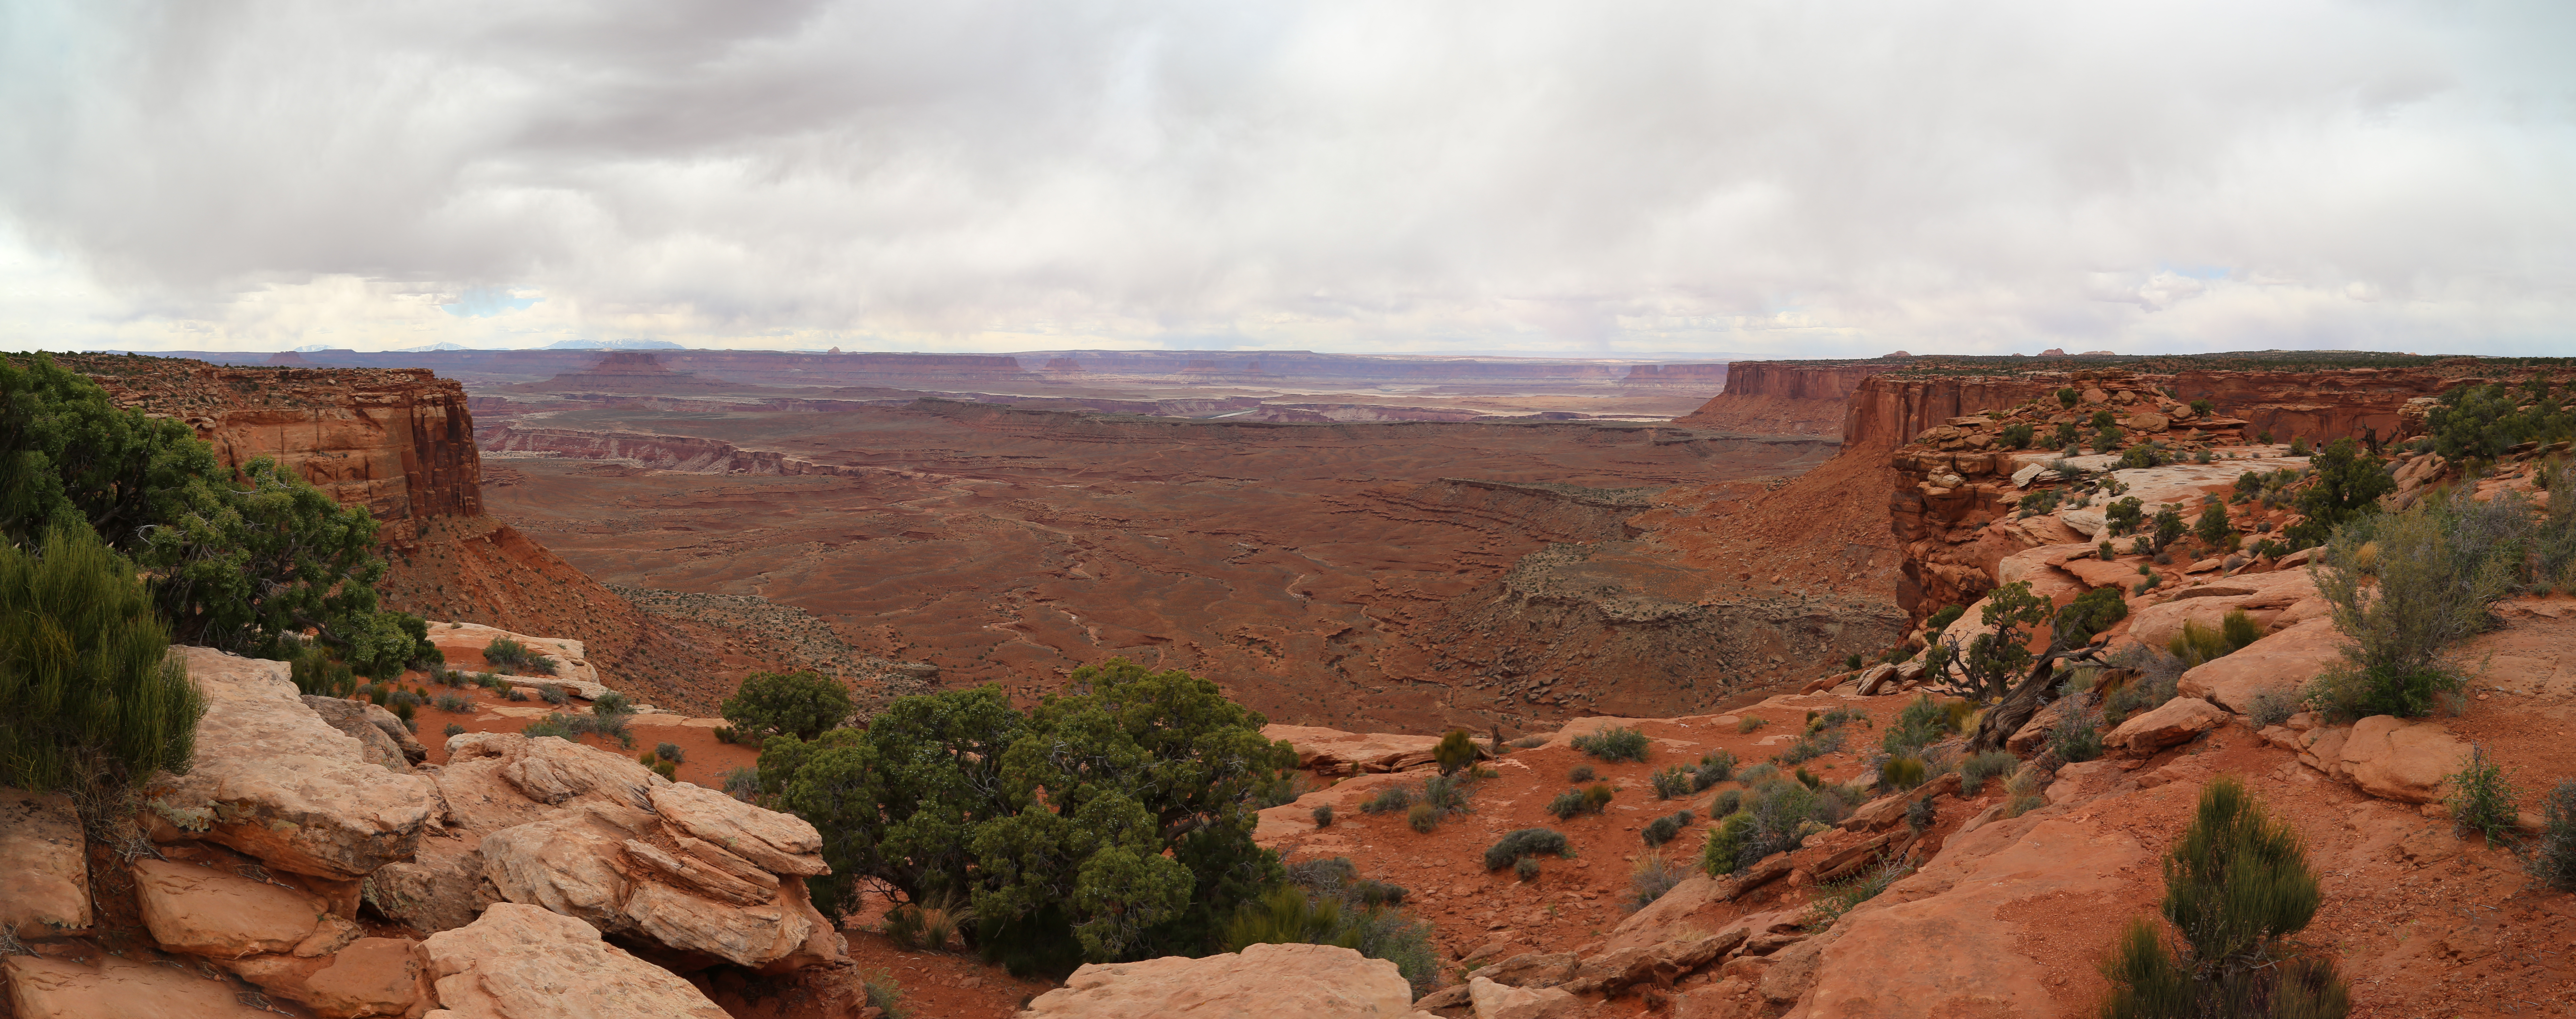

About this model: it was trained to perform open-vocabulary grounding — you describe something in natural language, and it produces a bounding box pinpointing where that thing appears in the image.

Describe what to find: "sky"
[1,1,2571,359]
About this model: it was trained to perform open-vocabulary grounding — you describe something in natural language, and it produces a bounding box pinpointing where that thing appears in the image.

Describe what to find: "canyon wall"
[1670,359,1892,435]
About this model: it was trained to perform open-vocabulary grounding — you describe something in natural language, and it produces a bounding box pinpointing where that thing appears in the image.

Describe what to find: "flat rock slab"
[1262,724,1444,775]
[132,857,328,958]
[0,787,89,937]
[424,621,606,699]
[420,903,729,1018]
[1018,942,1412,1018]
[144,648,439,879]
[2105,697,2226,755]
[1,954,278,1018]
[2177,617,2344,712]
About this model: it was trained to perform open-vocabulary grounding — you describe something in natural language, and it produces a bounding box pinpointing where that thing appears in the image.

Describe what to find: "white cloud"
[1,0,2571,356]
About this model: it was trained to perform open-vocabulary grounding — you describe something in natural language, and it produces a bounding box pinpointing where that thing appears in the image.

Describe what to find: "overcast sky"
[2,1,2570,358]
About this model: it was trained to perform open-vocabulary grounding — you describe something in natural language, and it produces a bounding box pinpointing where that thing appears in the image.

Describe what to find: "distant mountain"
[540,338,684,350]
[392,341,476,352]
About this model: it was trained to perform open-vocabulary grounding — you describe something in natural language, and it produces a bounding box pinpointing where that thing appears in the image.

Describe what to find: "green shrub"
[1360,786,1415,815]
[503,687,528,702]
[1406,802,1440,833]
[2167,620,2231,668]
[1707,788,1744,818]
[1568,764,1596,784]
[2094,426,2124,453]
[721,669,852,742]
[1879,756,1926,792]
[2097,778,2348,1018]
[1959,751,2018,796]
[1434,729,1478,775]
[2105,496,2144,535]
[1650,766,1693,799]
[2246,687,2297,729]
[1693,750,1736,790]
[2052,587,2129,649]
[2444,745,2519,845]
[2193,503,2232,546]
[1701,811,1756,875]
[1906,795,1937,831]
[2428,381,2575,461]
[1629,852,1687,909]
[535,681,568,705]
[721,765,760,801]
[1844,653,1864,670]
[1641,810,1694,848]
[1252,768,1320,809]
[1955,581,2051,702]
[2528,780,2576,892]
[1736,716,1769,734]
[521,713,576,739]
[1312,804,1333,829]
[2090,409,2118,429]
[2000,422,2035,450]
[432,692,471,713]
[1881,694,1958,759]
[860,969,911,1019]
[1926,604,1965,634]
[2309,488,2528,719]
[651,758,678,780]
[1702,778,1835,876]
[1736,762,1780,785]
[1514,856,1540,881]
[655,742,685,763]
[2190,399,2214,416]
[1570,726,1650,763]
[482,637,549,673]
[442,723,465,738]
[2537,459,2576,593]
[2048,698,2104,763]
[592,690,632,715]
[1484,828,1571,870]
[2220,609,2261,650]
[1807,857,1912,927]
[2285,438,2393,547]
[0,528,204,795]
[1776,726,1846,766]
[287,643,358,698]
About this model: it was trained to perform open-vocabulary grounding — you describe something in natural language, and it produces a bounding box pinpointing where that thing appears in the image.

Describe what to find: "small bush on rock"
[1434,729,1479,775]
[1879,756,1927,792]
[2049,697,2105,763]
[535,682,568,705]
[433,692,471,713]
[1485,828,1571,870]
[1572,726,1651,763]
[2097,778,2348,1018]
[1629,852,1686,909]
[1737,716,1769,734]
[655,742,684,763]
[2247,687,2297,729]
[1906,795,1937,832]
[1707,788,1743,818]
[1808,857,1912,927]
[442,723,465,738]
[2310,487,2530,719]
[1959,751,2018,795]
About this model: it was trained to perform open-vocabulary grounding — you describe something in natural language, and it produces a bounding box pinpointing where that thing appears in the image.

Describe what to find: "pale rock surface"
[1465,975,1579,1019]
[1262,724,1445,775]
[1253,771,1419,847]
[0,787,89,937]
[2177,617,2344,712]
[1478,951,1576,988]
[2125,570,2327,652]
[418,902,728,1018]
[422,622,606,699]
[303,695,426,771]
[1017,942,1412,1018]
[221,937,434,1018]
[2335,716,2471,804]
[2104,697,2227,754]
[1,953,278,1018]
[648,780,828,876]
[475,798,826,968]
[131,857,328,957]
[144,647,439,879]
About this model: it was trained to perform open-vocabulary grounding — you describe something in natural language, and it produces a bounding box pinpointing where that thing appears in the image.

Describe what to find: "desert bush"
[1360,785,1415,815]
[1628,851,1687,909]
[2529,780,2576,892]
[768,659,1291,972]
[1926,603,1966,634]
[1808,857,1912,927]
[2167,620,2231,668]
[1951,581,2051,702]
[1546,784,1613,820]
[0,528,206,795]
[1434,729,1478,775]
[593,690,630,714]
[1650,766,1694,799]
[2309,488,2529,719]
[2536,458,2576,593]
[2285,437,2394,547]
[2096,778,2348,1019]
[1701,777,1836,876]
[503,687,529,702]
[2049,697,2104,763]
[1514,856,1541,882]
[1776,726,1846,766]
[651,758,678,780]
[2246,687,2297,729]
[432,692,471,713]
[1568,764,1596,784]
[287,643,358,698]
[1736,762,1780,785]
[2002,766,2047,819]
[1882,694,1961,759]
[2049,587,2129,652]
[2000,422,2036,450]
[1642,810,1694,848]
[859,969,910,1019]
[1484,828,1572,870]
[1906,795,1937,831]
[2194,503,2233,546]
[1571,726,1651,763]
[535,682,568,705]
[1405,802,1440,833]
[2104,646,2185,724]
[1879,756,1926,792]
[720,765,760,801]
[1736,716,1769,734]
[655,742,684,763]
[481,637,542,671]
[1958,751,2018,796]
[1312,804,1333,828]
[442,723,465,738]
[2428,380,2575,461]
[721,669,852,742]
[2057,387,2081,407]
[1252,768,1321,809]
[1509,734,1547,749]
[521,713,576,739]
[2445,745,2520,845]
[1693,750,1736,790]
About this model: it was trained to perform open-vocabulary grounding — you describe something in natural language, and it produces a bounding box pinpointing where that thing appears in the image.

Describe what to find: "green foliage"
[1235,861,1439,993]
[1311,804,1333,828]
[2060,388,2081,408]
[2094,425,2125,453]
[1693,749,1736,790]
[1650,766,1694,800]
[1926,604,1965,634]
[2119,444,2166,470]
[2097,778,2347,1019]
[481,637,554,674]
[1736,716,1769,734]
[721,765,760,801]
[2308,488,2527,719]
[2538,459,2576,593]
[1906,794,1937,831]
[2000,422,2036,449]
[2428,381,2574,461]
[1405,802,1440,833]
[1959,751,2019,797]
[535,682,568,705]
[2190,399,2214,416]
[1700,776,1839,876]
[1879,756,1926,792]
[1708,787,1743,818]
[1433,730,1478,775]
[2221,610,2261,650]
[288,643,357,698]
[1484,828,1571,870]
[2246,688,2297,729]
[1360,785,1414,815]
[520,714,576,739]
[2529,780,2576,892]
[2444,745,2519,845]
[1775,725,1847,766]
[2056,422,2082,449]
[882,895,962,952]
[655,741,684,763]
[721,669,853,742]
[2284,438,2393,548]
[1641,810,1694,848]
[442,723,465,738]
[1844,653,1864,670]
[766,659,1290,973]
[2148,507,2186,553]
[1514,856,1541,881]
[2194,504,2233,546]
[2091,409,2118,429]
[1570,725,1651,763]
[2052,587,2130,649]
[0,527,206,794]
[2049,697,2104,763]
[1953,581,2050,702]
[1629,852,1687,909]
[1700,811,1756,875]
[2105,497,2145,535]
[860,969,911,1019]
[1567,763,1595,784]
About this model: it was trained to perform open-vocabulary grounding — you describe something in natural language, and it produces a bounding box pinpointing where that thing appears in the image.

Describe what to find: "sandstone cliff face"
[62,355,480,544]
[1671,359,1888,436]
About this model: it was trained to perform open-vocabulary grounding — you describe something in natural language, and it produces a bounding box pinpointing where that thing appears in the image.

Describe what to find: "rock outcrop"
[2,953,281,1018]
[1016,942,1414,1018]
[0,789,89,939]
[420,903,730,1018]
[1263,724,1446,775]
[145,647,440,880]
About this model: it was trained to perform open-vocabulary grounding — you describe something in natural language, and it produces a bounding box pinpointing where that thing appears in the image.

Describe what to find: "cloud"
[1,0,2571,356]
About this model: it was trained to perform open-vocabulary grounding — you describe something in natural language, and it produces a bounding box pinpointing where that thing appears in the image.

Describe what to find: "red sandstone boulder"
[2176,617,2343,712]
[0,788,89,939]
[1261,724,1445,775]
[2336,716,2471,804]
[221,938,434,1019]
[419,903,728,1018]
[1,954,277,1018]
[130,858,329,957]
[1465,976,1579,1019]
[2104,697,2227,755]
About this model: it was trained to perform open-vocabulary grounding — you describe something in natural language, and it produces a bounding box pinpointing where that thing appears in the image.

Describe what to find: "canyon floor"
[478,398,1845,730]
